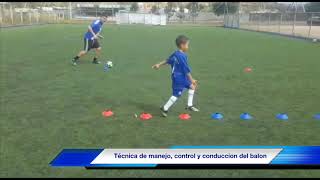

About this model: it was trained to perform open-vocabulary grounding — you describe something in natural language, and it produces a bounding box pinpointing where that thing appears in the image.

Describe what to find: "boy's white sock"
[163,96,178,111]
[187,89,195,107]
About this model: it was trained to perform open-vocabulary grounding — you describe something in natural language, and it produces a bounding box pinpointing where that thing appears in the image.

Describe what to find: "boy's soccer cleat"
[92,59,101,64]
[186,106,200,112]
[160,106,168,117]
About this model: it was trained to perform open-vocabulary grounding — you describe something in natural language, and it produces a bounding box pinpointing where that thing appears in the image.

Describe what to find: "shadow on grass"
[126,99,161,116]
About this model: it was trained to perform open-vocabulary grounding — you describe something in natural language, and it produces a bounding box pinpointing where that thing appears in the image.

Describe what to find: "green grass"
[1,24,320,178]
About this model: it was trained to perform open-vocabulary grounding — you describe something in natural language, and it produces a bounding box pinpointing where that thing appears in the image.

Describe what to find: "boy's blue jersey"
[84,19,103,40]
[166,50,191,83]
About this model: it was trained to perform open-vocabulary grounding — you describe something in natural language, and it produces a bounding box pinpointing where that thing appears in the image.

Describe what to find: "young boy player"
[152,35,199,117]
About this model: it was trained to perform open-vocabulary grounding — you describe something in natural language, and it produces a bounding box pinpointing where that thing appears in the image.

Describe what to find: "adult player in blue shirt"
[152,35,199,117]
[72,16,107,65]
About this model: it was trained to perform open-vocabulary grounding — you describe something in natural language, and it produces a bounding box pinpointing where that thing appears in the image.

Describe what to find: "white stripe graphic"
[91,148,282,165]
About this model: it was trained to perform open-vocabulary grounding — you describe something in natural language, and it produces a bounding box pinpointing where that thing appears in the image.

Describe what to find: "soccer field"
[1,24,320,178]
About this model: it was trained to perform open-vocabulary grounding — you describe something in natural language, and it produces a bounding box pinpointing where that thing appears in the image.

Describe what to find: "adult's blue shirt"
[84,19,103,40]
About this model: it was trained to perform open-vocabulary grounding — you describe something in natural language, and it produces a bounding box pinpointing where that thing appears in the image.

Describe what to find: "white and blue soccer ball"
[106,61,113,68]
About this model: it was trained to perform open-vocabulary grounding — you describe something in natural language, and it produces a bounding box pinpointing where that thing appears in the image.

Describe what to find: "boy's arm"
[180,58,197,85]
[152,60,167,70]
[187,73,197,85]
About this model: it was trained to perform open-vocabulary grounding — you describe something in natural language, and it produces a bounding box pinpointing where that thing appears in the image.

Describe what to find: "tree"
[212,2,240,16]
[199,4,206,11]
[151,5,159,14]
[130,2,139,12]
[187,2,200,15]
[165,2,176,20]
[305,2,320,12]
[176,4,186,21]
[187,2,200,23]
[165,2,175,14]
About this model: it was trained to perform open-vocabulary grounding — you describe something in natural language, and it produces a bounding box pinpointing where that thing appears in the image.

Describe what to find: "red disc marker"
[140,113,153,121]
[179,113,191,120]
[244,67,252,73]
[102,110,114,117]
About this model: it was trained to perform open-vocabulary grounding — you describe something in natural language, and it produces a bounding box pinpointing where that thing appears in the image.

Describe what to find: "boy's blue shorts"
[172,77,191,97]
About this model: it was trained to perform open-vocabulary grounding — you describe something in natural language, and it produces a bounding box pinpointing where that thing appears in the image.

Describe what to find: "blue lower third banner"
[50,146,320,169]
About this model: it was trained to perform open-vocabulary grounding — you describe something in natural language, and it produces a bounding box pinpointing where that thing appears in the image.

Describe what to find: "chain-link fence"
[2,2,320,40]
[0,2,224,27]
[115,11,166,25]
[167,12,224,26]
[71,4,122,22]
[0,3,70,27]
[71,8,224,26]
[225,12,320,39]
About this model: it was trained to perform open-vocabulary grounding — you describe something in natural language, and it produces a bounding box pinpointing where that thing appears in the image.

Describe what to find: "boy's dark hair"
[175,35,189,48]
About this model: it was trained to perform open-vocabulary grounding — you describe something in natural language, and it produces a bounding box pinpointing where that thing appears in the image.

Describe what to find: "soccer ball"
[106,61,113,68]
[312,39,318,43]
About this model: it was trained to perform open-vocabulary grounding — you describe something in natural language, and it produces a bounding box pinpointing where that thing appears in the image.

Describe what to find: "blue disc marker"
[211,113,223,120]
[240,113,252,120]
[314,113,320,120]
[276,113,288,120]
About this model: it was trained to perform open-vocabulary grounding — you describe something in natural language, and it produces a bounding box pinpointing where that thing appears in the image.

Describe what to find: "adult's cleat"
[160,106,168,117]
[71,58,78,66]
[186,106,200,112]
[92,59,101,64]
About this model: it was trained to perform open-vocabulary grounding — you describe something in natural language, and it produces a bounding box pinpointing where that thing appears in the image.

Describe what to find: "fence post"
[95,6,98,18]
[308,13,313,38]
[292,12,297,36]
[223,5,226,27]
[238,12,240,28]
[36,12,39,23]
[0,5,2,25]
[231,15,234,27]
[258,14,261,31]
[20,11,23,24]
[69,2,72,20]
[128,12,130,24]
[279,13,282,33]
[29,11,32,24]
[10,5,13,24]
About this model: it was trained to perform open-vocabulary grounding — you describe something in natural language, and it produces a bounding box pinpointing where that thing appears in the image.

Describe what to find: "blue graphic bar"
[50,149,104,167]
[50,146,320,167]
